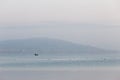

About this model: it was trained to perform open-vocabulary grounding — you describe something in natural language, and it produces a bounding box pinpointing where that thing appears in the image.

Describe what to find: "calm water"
[0,53,120,69]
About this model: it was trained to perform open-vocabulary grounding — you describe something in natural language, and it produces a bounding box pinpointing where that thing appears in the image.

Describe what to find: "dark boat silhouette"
[34,53,39,56]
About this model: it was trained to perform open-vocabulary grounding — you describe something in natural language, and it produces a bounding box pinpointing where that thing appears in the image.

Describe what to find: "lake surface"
[0,53,120,69]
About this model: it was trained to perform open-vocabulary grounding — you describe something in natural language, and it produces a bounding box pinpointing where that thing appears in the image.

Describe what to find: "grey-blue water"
[0,53,120,69]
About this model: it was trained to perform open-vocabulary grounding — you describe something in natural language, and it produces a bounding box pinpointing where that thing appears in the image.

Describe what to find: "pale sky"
[0,0,120,50]
[0,0,120,25]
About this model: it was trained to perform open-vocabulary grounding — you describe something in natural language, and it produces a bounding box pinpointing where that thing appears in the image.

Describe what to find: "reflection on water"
[0,53,120,69]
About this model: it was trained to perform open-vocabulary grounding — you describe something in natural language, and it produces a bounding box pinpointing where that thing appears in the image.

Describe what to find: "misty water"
[0,53,120,69]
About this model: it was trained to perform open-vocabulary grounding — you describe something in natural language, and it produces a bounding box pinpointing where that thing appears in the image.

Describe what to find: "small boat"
[34,53,39,56]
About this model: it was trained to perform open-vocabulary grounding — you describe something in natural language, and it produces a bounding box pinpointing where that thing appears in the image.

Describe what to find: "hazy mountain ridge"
[0,38,117,54]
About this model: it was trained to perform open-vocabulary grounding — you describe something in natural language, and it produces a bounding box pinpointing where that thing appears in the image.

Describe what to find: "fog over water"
[0,0,120,50]
[0,25,120,51]
[0,1,120,80]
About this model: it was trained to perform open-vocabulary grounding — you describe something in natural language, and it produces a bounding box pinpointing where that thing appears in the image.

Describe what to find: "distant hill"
[0,38,116,54]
